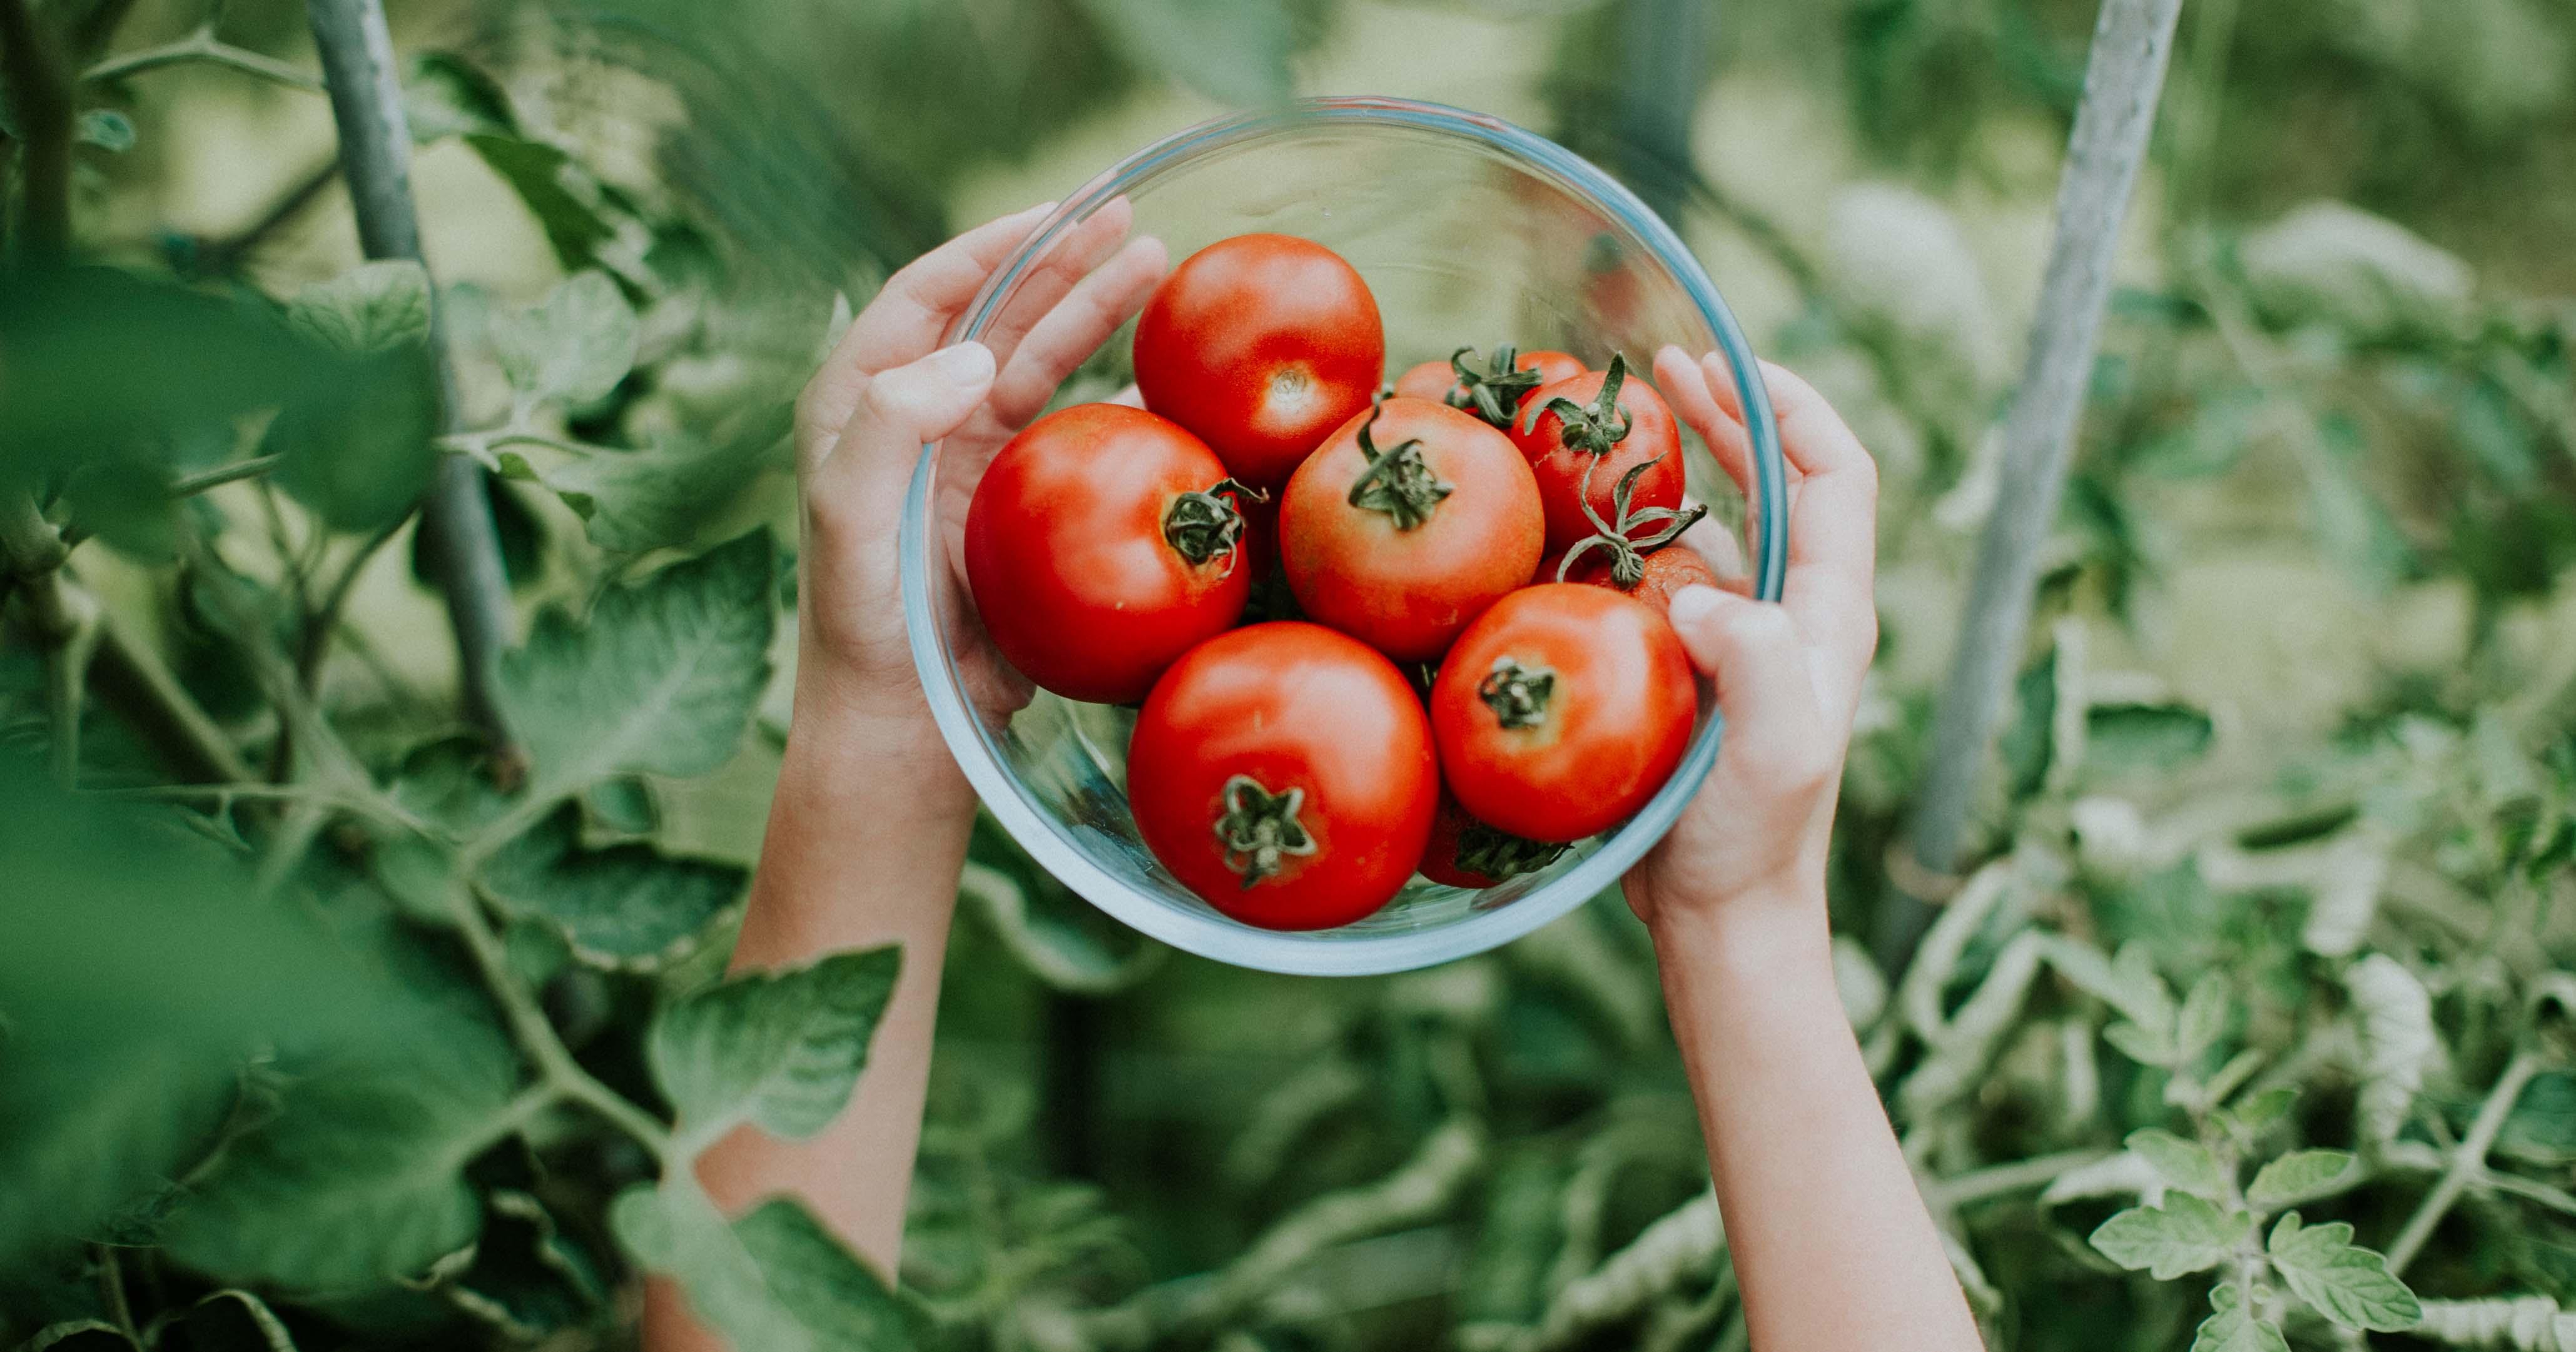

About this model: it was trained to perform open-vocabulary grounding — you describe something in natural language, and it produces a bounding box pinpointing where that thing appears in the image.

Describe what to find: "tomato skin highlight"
[1511,366,1686,553]
[1133,235,1385,492]
[1128,623,1438,930]
[1279,397,1544,663]
[1541,542,1745,613]
[963,403,1253,705]
[1431,583,1698,843]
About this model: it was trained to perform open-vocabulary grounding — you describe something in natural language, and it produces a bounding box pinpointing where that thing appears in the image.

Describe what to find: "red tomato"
[1279,396,1543,663]
[1419,793,1570,889]
[1551,543,1743,613]
[1510,355,1685,553]
[1128,623,1438,929]
[964,403,1255,704]
[1133,235,1384,491]
[1393,348,1586,425]
[1431,584,1697,843]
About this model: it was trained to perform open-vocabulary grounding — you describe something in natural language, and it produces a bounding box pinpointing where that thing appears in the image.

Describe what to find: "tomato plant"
[1127,622,1439,929]
[1509,354,1685,553]
[1133,234,1386,491]
[1278,396,1543,663]
[1430,583,1696,842]
[965,403,1257,704]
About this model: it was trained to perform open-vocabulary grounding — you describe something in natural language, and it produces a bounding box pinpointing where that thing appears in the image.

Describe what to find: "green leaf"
[2176,972,2232,1063]
[2126,1129,2227,1199]
[262,345,439,532]
[494,530,776,802]
[2223,1086,2300,1136]
[391,736,517,835]
[1999,649,2057,800]
[2266,1211,2422,1332]
[405,52,519,143]
[478,804,745,970]
[2191,1282,2290,1352]
[2086,703,2215,774]
[586,777,659,835]
[444,1189,607,1339]
[498,433,764,554]
[490,271,637,408]
[59,454,180,562]
[2089,1191,2244,1279]
[15,1321,136,1351]
[467,135,621,281]
[2246,1150,2359,1211]
[76,109,134,153]
[287,261,432,356]
[160,1037,521,1296]
[733,1199,911,1349]
[611,1186,905,1352]
[1072,0,1296,106]
[170,1290,300,1351]
[2498,1071,2576,1166]
[647,947,901,1154]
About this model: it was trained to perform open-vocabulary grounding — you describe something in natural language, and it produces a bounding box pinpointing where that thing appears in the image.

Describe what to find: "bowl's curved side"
[898,96,1788,976]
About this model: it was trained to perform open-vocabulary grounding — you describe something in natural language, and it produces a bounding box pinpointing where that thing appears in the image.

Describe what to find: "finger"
[1754,358,1872,479]
[985,235,1169,429]
[974,197,1136,375]
[809,341,998,543]
[1665,587,1835,792]
[1760,362,1879,673]
[1655,345,1755,498]
[794,202,1053,465]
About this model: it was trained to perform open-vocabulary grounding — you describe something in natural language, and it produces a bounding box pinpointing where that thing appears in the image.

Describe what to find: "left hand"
[788,199,1168,810]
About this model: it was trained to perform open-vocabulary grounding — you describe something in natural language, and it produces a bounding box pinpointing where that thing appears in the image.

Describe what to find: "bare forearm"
[1652,895,1982,1352]
[645,669,978,1351]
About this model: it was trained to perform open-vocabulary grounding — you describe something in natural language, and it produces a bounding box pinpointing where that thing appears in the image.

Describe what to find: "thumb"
[811,340,998,525]
[1664,585,1833,789]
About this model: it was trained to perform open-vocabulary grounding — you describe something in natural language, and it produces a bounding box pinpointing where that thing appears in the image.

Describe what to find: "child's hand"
[789,199,1167,806]
[1625,349,1881,932]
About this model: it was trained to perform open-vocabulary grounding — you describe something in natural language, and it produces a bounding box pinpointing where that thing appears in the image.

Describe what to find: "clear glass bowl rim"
[899,94,1788,976]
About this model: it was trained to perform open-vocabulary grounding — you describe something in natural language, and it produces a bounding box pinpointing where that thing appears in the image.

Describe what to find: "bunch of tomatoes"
[966,233,1725,931]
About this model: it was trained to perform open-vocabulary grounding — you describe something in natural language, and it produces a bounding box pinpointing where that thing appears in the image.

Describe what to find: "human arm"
[642,202,1167,1350]
[1627,350,1985,1352]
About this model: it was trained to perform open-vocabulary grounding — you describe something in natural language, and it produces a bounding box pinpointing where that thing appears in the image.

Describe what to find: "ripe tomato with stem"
[1430,583,1696,843]
[1393,346,1585,428]
[1279,395,1544,663]
[1509,353,1685,553]
[964,403,1257,704]
[1128,622,1438,929]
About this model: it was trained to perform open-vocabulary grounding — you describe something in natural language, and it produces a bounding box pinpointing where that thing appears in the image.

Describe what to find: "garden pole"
[1883,0,2185,969]
[307,0,521,765]
[1611,0,1715,229]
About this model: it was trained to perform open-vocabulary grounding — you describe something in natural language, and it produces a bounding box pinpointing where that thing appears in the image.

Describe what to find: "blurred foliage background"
[3,0,2573,1349]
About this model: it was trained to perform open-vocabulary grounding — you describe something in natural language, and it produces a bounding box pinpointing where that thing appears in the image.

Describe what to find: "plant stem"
[306,0,522,769]
[83,26,325,91]
[447,878,675,1162]
[1886,0,2187,969]
[1929,1149,2112,1209]
[0,0,73,253]
[171,453,284,496]
[2386,1047,2543,1274]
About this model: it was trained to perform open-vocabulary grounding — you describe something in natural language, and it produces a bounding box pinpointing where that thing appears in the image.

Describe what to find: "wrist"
[781,661,979,829]
[1643,877,1835,984]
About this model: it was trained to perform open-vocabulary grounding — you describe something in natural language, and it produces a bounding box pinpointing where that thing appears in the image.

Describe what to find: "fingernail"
[1666,584,1724,628]
[926,340,995,383]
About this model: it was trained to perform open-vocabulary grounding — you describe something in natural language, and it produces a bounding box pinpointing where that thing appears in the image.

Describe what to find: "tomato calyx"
[1163,477,1266,569]
[1346,398,1454,530]
[1214,772,1317,887]
[1556,453,1710,588]
[1453,819,1569,882]
[1477,655,1556,729]
[1523,351,1634,455]
[1445,345,1546,429]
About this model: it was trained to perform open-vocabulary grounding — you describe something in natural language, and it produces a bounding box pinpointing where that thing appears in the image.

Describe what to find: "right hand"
[1622,350,1882,934]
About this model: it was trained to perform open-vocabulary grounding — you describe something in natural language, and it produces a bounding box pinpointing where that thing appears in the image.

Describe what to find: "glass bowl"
[900,96,1786,976]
